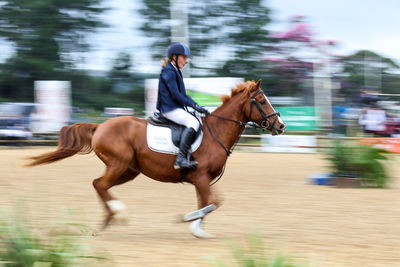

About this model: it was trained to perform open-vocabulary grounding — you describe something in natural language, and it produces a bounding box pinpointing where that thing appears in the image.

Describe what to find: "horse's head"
[242,80,286,135]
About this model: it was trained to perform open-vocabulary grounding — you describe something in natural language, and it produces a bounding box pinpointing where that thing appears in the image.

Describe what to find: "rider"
[156,42,209,169]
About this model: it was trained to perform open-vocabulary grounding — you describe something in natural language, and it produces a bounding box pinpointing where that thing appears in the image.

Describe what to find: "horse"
[27,79,286,238]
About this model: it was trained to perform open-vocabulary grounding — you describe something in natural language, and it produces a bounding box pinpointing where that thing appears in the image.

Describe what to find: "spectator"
[358,105,387,135]
[360,89,379,106]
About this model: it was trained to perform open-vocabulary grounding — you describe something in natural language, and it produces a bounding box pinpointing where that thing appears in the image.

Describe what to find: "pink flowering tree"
[263,15,337,98]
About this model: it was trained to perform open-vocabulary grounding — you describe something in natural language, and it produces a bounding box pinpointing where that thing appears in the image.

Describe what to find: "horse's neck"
[208,98,247,153]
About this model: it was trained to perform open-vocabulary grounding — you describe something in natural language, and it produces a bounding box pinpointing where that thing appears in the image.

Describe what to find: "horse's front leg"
[184,174,217,238]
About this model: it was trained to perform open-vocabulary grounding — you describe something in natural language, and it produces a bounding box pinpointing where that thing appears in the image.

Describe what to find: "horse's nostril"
[280,124,285,130]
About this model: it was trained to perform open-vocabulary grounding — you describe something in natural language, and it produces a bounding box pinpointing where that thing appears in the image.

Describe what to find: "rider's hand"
[193,104,210,115]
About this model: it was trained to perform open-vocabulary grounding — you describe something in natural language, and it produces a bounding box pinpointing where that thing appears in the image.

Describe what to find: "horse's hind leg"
[93,164,139,230]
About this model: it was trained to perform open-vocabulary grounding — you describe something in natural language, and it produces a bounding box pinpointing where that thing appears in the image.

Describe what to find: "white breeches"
[162,108,200,131]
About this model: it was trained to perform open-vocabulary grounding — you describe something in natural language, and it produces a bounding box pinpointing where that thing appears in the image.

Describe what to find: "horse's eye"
[260,100,266,105]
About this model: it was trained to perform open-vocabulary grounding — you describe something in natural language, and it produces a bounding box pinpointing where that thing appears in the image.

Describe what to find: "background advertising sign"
[276,106,317,131]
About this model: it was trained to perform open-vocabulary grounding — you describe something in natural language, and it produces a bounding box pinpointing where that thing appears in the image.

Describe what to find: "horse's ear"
[256,79,262,88]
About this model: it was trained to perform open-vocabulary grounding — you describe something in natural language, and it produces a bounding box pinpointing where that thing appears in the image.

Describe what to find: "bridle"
[248,90,281,132]
[204,89,281,156]
[204,89,281,186]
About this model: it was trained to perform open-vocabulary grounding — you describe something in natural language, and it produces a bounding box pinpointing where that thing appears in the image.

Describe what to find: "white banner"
[261,135,317,153]
[33,81,71,133]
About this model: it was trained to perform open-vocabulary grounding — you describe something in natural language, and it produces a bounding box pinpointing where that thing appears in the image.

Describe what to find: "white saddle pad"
[146,124,203,154]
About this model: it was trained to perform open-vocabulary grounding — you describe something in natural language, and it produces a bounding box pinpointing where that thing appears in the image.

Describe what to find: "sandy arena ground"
[1,148,400,267]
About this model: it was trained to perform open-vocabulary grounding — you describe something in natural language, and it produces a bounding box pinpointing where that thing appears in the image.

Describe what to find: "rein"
[204,113,245,186]
[204,114,245,156]
[208,113,246,127]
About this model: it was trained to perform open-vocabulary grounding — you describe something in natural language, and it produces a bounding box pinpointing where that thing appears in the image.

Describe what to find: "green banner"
[276,106,317,131]
[187,90,222,106]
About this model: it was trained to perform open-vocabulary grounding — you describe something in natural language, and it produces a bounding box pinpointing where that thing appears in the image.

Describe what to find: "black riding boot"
[174,127,198,169]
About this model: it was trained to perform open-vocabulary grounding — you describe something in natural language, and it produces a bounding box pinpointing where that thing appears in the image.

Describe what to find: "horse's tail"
[26,123,98,167]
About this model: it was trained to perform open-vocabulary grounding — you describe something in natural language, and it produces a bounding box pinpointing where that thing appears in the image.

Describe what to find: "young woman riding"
[156,42,209,169]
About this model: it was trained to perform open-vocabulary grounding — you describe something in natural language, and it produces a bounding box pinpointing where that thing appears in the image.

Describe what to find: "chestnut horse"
[27,80,285,238]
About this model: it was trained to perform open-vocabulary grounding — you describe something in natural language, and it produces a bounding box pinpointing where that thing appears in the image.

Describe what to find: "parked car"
[0,102,35,139]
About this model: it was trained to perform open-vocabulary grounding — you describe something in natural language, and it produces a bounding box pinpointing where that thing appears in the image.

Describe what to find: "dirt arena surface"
[1,147,400,266]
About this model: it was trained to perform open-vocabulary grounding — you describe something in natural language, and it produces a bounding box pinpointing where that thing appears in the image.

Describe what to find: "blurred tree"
[139,0,274,77]
[262,57,314,97]
[215,0,273,81]
[0,0,106,100]
[335,50,400,98]
[221,0,272,60]
[139,0,224,74]
[261,16,319,97]
[381,73,400,96]
[105,51,146,113]
[139,0,171,61]
[109,51,133,80]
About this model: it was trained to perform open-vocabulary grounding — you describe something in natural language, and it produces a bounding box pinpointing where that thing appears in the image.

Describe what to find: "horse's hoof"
[175,214,186,223]
[111,210,129,225]
[183,204,217,222]
[189,219,214,239]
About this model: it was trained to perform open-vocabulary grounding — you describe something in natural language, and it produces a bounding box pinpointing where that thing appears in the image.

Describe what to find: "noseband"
[248,90,280,132]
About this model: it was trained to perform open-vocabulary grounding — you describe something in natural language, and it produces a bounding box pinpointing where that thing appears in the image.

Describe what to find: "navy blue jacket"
[156,63,196,113]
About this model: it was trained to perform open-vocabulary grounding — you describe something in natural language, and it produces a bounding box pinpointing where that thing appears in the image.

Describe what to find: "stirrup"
[174,158,198,169]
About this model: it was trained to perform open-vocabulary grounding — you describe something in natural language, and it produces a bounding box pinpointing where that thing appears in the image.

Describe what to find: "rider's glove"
[193,104,210,115]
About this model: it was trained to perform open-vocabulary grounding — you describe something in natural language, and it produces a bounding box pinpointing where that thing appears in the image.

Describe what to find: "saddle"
[147,112,203,154]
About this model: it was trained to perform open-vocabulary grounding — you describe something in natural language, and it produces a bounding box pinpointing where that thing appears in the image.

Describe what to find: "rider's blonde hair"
[161,57,172,67]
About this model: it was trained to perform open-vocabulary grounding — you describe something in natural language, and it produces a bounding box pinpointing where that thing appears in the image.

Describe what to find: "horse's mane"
[220,81,258,104]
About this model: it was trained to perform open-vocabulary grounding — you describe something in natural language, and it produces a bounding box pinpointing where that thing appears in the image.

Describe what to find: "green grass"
[206,232,307,267]
[0,205,109,267]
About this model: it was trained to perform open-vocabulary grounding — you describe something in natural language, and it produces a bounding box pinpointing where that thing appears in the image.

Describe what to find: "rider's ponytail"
[161,57,171,67]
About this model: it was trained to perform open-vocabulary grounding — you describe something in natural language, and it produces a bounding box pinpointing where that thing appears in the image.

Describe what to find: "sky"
[1,0,399,72]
